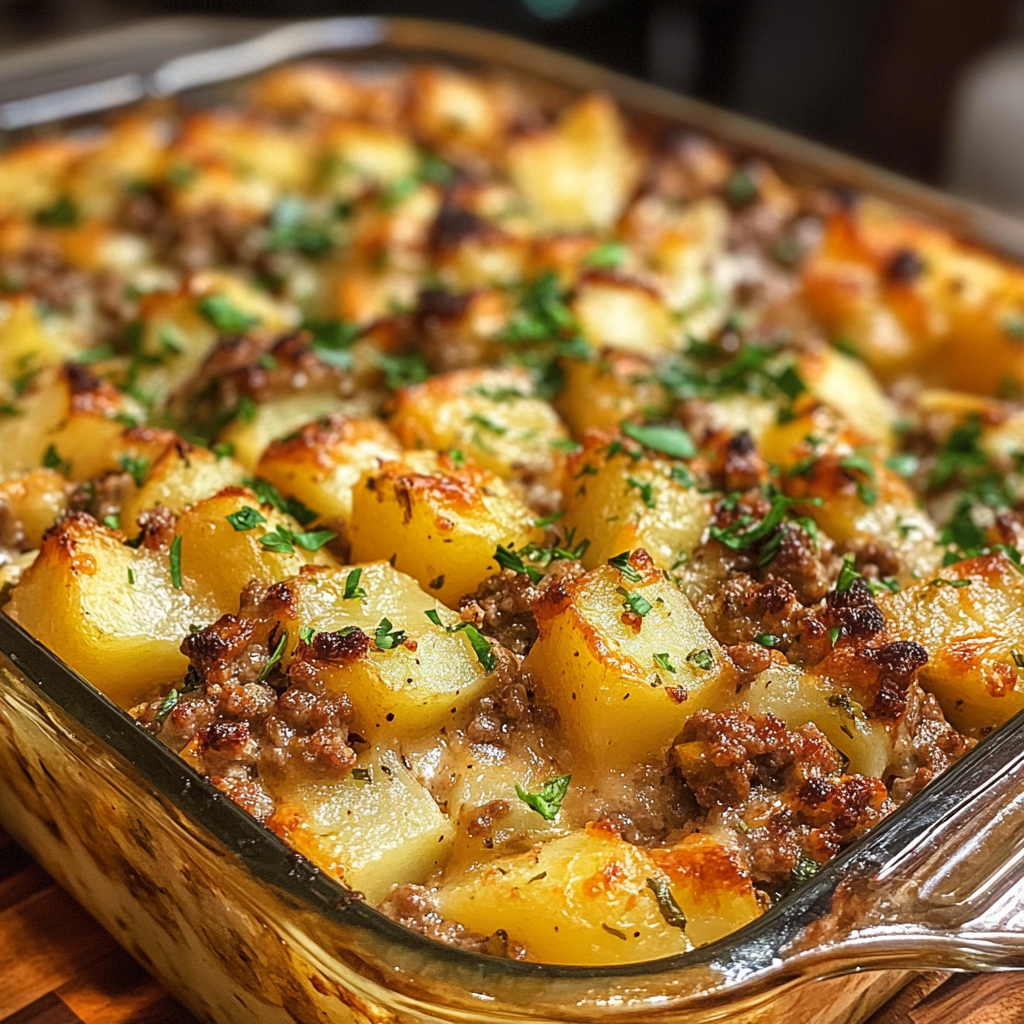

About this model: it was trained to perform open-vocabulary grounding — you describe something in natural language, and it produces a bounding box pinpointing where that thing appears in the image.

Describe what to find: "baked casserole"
[1,59,1023,968]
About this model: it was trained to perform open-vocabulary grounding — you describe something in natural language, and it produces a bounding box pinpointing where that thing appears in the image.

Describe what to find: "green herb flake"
[374,350,430,390]
[835,555,861,594]
[928,577,972,588]
[625,476,656,509]
[259,525,296,554]
[127,567,135,586]
[494,545,542,584]
[838,453,878,506]
[535,510,563,529]
[515,774,571,822]
[755,634,779,647]
[621,590,652,617]
[35,196,79,228]
[243,477,318,526]
[258,631,289,682]
[226,505,266,532]
[791,854,821,885]
[1003,315,1024,342]
[687,648,715,671]
[584,241,629,269]
[609,551,642,583]
[299,625,316,644]
[343,567,368,600]
[306,318,360,369]
[103,514,121,530]
[351,766,374,783]
[292,528,337,552]
[195,294,262,335]
[155,688,179,722]
[374,617,407,651]
[653,652,677,674]
[828,625,841,646]
[119,452,149,488]
[884,453,918,478]
[265,197,336,256]
[725,167,759,208]
[621,420,696,459]
[42,444,70,474]
[169,535,183,590]
[73,344,115,365]
[467,412,508,435]
[451,622,497,672]
[645,877,687,930]
[424,609,443,627]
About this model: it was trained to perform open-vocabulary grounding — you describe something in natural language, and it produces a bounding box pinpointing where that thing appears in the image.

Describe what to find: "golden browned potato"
[882,553,1024,735]
[349,451,541,605]
[387,366,570,499]
[0,469,70,549]
[524,550,733,771]
[572,275,676,356]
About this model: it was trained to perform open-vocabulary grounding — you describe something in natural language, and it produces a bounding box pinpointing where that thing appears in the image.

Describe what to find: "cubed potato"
[741,661,893,778]
[6,513,219,707]
[0,296,74,385]
[507,94,641,231]
[0,138,84,218]
[561,433,709,572]
[120,442,246,530]
[175,488,336,609]
[0,469,70,549]
[348,452,542,606]
[175,112,314,191]
[798,346,895,450]
[388,367,569,496]
[409,67,508,156]
[246,64,363,116]
[319,121,419,190]
[435,825,691,965]
[881,553,1024,736]
[523,551,733,770]
[275,561,497,737]
[555,350,669,438]
[572,275,675,356]
[0,365,137,481]
[648,832,763,948]
[269,746,453,903]
[257,416,402,525]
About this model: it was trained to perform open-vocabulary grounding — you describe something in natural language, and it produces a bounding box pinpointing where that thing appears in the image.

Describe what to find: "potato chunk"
[434,826,690,965]
[0,469,70,549]
[257,416,402,526]
[507,94,641,231]
[524,551,733,770]
[387,367,569,496]
[287,562,496,738]
[269,747,452,903]
[7,513,218,707]
[572,275,675,356]
[881,553,1024,735]
[561,433,709,572]
[348,452,541,606]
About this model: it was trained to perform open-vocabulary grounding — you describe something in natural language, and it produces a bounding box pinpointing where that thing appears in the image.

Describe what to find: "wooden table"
[1,828,1021,1024]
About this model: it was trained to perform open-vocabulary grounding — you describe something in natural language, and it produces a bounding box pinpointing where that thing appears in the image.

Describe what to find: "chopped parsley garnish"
[755,633,779,647]
[621,420,696,459]
[724,166,758,208]
[380,174,419,208]
[243,477,318,526]
[838,453,878,506]
[500,272,579,346]
[306,318,360,369]
[374,350,430,389]
[154,688,179,722]
[1003,315,1024,341]
[467,412,508,435]
[626,476,656,509]
[494,545,543,584]
[658,343,805,407]
[709,491,821,566]
[127,567,135,586]
[236,395,257,424]
[687,648,715,671]
[226,505,266,531]
[103,514,120,530]
[835,555,861,593]
[196,294,261,335]
[867,577,901,595]
[35,196,79,228]
[535,510,563,529]
[620,589,652,617]
[119,453,149,488]
[927,577,972,588]
[791,854,822,885]
[584,241,628,269]
[424,609,443,627]
[258,631,289,681]
[653,652,677,673]
[167,163,197,187]
[169,535,183,589]
[259,524,337,554]
[42,444,70,474]
[515,774,571,821]
[265,197,337,255]
[343,567,367,600]
[451,622,497,672]
[73,344,115,365]
[828,625,841,646]
[374,617,407,650]
[609,551,643,583]
[645,877,687,930]
[884,453,917,478]
[212,442,235,459]
[299,625,316,644]
[930,416,987,487]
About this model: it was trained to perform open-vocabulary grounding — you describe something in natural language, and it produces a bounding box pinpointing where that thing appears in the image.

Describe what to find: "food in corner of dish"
[0,59,1022,966]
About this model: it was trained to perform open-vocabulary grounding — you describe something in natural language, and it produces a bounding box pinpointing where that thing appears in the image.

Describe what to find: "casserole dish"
[1,17,1024,1024]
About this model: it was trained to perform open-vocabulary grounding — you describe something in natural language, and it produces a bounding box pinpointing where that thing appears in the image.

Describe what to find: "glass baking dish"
[1,17,1024,1024]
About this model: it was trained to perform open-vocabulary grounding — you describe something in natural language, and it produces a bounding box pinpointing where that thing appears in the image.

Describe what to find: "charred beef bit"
[885,247,926,284]
[379,884,527,960]
[134,580,360,821]
[429,198,489,254]
[702,431,769,494]
[459,559,586,657]
[675,709,891,886]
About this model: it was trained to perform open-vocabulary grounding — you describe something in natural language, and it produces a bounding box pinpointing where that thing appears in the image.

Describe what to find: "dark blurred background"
[2,0,1023,210]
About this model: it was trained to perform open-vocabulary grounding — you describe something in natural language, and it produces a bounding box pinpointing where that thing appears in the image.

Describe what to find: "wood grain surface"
[0,828,1020,1024]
